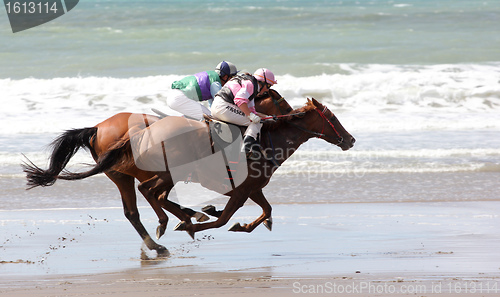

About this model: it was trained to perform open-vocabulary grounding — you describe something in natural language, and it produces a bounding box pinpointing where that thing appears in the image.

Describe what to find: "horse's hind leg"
[228,189,272,233]
[137,175,173,240]
[138,175,199,239]
[106,171,168,254]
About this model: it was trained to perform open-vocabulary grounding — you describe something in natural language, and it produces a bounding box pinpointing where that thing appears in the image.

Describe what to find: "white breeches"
[167,89,211,121]
[211,97,262,139]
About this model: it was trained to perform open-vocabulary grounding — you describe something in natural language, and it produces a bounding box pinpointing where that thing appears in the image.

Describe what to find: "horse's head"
[299,98,355,151]
[255,89,293,116]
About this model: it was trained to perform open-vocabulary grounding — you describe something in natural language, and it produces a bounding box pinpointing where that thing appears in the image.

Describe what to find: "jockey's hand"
[262,115,277,123]
[248,113,261,124]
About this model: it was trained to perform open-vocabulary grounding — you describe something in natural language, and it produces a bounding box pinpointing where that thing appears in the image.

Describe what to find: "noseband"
[271,92,293,115]
[262,101,343,169]
[315,106,343,145]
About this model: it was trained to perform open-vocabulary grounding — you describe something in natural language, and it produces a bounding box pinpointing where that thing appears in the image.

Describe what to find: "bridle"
[267,92,342,144]
[288,106,344,146]
[314,106,344,145]
[269,90,293,115]
[259,94,344,168]
[262,104,344,169]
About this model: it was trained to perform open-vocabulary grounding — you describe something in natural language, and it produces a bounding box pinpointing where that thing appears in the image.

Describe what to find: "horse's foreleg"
[106,171,168,254]
[228,189,272,233]
[174,190,249,234]
[201,204,223,218]
[160,198,210,223]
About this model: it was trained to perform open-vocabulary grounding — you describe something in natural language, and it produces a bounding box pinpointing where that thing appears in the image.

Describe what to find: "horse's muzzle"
[339,136,355,151]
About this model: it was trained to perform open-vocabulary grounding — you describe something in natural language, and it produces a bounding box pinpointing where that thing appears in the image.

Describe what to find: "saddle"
[204,115,244,151]
[203,115,279,167]
[201,116,247,191]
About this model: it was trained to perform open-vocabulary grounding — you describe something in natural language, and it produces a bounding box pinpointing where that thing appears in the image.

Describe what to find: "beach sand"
[1,201,499,296]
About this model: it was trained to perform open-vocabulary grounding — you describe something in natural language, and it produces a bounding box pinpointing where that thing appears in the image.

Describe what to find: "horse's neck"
[264,123,312,164]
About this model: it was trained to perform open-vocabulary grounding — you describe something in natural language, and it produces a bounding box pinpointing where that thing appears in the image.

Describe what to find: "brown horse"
[26,98,355,244]
[23,90,293,254]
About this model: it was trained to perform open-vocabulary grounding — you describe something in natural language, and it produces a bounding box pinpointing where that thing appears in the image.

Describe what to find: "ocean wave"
[1,151,95,170]
[278,63,500,112]
[276,160,499,175]
[393,4,413,8]
[479,163,500,173]
[274,147,500,174]
[3,147,498,176]
[1,63,500,134]
[292,148,500,159]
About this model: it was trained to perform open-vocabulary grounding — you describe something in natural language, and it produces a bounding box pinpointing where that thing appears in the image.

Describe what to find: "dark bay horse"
[26,98,355,244]
[23,90,292,254]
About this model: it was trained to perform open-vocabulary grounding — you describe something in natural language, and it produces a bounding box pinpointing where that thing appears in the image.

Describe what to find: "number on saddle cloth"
[209,120,242,147]
[208,120,244,160]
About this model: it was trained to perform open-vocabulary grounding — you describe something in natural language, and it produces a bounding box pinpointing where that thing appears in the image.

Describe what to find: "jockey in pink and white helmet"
[253,68,277,88]
[211,67,278,159]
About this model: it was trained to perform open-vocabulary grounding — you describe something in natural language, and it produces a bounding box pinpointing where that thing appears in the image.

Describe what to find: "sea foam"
[1,63,499,134]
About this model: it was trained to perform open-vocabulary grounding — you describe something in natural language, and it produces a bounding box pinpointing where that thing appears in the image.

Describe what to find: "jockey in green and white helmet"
[168,61,238,120]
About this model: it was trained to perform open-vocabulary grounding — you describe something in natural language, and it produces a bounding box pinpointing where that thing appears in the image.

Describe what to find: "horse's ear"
[311,98,320,106]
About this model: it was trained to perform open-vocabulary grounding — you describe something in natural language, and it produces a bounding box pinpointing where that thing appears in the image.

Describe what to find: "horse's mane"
[255,88,278,102]
[262,99,317,131]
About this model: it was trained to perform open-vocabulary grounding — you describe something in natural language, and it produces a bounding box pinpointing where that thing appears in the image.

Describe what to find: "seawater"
[1,0,499,78]
[0,0,499,208]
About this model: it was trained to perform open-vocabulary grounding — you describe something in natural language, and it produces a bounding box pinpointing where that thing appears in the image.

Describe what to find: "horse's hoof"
[156,224,166,239]
[263,217,273,231]
[201,205,217,216]
[228,222,242,232]
[174,222,195,239]
[174,221,187,231]
[156,246,170,257]
[193,212,210,222]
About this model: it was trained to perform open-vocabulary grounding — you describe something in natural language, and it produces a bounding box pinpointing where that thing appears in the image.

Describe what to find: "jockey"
[211,68,277,158]
[168,61,238,120]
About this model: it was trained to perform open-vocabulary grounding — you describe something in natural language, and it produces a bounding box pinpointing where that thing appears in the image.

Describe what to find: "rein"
[260,112,305,121]
[272,94,292,115]
[260,91,292,168]
[263,105,344,169]
[315,106,343,143]
[287,106,343,145]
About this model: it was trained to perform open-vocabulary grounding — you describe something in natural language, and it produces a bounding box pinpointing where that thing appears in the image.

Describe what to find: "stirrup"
[246,149,261,160]
[242,135,261,160]
[246,143,262,160]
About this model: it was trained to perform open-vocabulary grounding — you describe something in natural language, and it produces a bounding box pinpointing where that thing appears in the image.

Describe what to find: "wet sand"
[1,201,499,296]
[5,171,500,210]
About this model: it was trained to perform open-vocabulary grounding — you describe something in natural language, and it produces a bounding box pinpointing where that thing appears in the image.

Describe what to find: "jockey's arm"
[240,103,267,118]
[239,103,252,116]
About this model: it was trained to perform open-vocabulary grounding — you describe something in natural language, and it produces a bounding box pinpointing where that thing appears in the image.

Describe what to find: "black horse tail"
[56,136,131,182]
[23,127,104,189]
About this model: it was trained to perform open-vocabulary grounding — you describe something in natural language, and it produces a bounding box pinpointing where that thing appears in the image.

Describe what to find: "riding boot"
[241,135,260,160]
